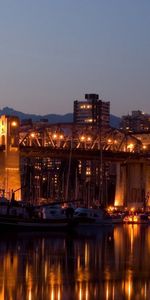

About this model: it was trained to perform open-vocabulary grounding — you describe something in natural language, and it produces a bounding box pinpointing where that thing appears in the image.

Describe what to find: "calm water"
[0,225,150,300]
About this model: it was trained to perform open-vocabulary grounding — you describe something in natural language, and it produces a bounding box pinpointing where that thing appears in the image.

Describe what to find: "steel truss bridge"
[1,119,150,206]
[18,124,150,206]
[19,124,150,162]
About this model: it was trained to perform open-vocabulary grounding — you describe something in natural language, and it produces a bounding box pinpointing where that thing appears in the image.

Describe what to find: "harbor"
[0,0,149,298]
[0,113,150,300]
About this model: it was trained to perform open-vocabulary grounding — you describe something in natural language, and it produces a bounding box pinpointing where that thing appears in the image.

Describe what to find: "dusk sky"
[0,0,150,116]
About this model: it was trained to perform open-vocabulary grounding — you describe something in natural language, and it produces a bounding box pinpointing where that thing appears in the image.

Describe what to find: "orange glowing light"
[108,206,114,212]
[130,207,135,212]
[11,121,17,127]
[127,143,134,151]
[142,145,147,149]
[80,135,85,141]
[53,134,57,139]
[30,132,35,138]
[59,134,64,139]
[133,216,138,222]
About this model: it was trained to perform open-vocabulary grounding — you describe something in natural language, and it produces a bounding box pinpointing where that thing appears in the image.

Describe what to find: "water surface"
[0,225,150,299]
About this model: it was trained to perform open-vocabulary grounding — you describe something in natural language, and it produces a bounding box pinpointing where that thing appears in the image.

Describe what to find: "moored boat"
[0,201,75,231]
[110,213,125,224]
[73,207,113,231]
[123,213,150,224]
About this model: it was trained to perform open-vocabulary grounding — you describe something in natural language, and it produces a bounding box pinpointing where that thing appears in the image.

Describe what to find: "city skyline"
[0,0,150,116]
[0,98,149,118]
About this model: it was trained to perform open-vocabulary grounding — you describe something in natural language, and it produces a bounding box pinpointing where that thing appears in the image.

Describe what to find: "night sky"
[0,0,149,116]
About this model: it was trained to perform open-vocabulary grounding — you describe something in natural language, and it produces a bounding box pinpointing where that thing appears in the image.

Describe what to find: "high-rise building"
[120,110,150,132]
[73,94,110,131]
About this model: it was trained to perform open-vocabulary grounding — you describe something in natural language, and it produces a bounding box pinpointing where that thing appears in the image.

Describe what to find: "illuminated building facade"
[0,115,21,200]
[120,110,150,132]
[74,94,110,132]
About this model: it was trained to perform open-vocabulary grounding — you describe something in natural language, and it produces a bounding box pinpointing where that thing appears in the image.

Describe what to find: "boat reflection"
[0,225,150,299]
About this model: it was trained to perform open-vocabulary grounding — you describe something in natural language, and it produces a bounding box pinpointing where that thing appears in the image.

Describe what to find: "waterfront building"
[120,110,150,132]
[73,94,112,206]
[0,115,21,200]
[73,94,110,132]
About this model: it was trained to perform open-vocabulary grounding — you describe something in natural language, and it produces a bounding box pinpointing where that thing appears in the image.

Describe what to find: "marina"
[0,200,75,231]
[0,1,149,299]
[0,200,114,231]
[1,196,150,231]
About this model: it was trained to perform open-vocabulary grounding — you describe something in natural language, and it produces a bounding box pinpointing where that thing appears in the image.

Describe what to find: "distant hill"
[0,106,121,128]
[110,115,121,128]
[0,106,73,123]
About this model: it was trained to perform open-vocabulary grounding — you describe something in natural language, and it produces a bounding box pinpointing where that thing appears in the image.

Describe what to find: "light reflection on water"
[0,225,150,299]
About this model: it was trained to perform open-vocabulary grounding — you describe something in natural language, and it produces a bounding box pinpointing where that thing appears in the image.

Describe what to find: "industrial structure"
[1,114,150,209]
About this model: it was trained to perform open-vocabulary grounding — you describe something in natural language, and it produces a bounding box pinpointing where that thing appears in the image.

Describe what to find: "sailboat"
[0,190,75,231]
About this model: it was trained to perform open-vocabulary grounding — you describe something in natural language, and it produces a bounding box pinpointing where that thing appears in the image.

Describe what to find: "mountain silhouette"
[0,106,121,128]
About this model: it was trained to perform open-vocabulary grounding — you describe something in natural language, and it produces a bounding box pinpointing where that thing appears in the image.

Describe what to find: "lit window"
[86,167,91,176]
[85,118,93,123]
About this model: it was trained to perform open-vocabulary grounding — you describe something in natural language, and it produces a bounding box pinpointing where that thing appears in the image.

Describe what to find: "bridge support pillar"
[0,115,21,200]
[125,163,144,208]
[114,162,126,207]
[144,164,150,207]
[114,162,147,208]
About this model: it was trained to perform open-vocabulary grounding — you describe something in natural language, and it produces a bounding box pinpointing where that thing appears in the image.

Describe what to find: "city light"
[52,133,64,140]
[142,145,147,149]
[127,143,134,151]
[80,135,92,142]
[53,133,57,139]
[30,132,35,138]
[11,121,17,127]
[80,135,85,141]
[87,136,92,142]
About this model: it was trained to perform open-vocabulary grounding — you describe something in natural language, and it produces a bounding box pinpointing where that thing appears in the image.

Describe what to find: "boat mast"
[65,137,72,202]
[99,113,103,206]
